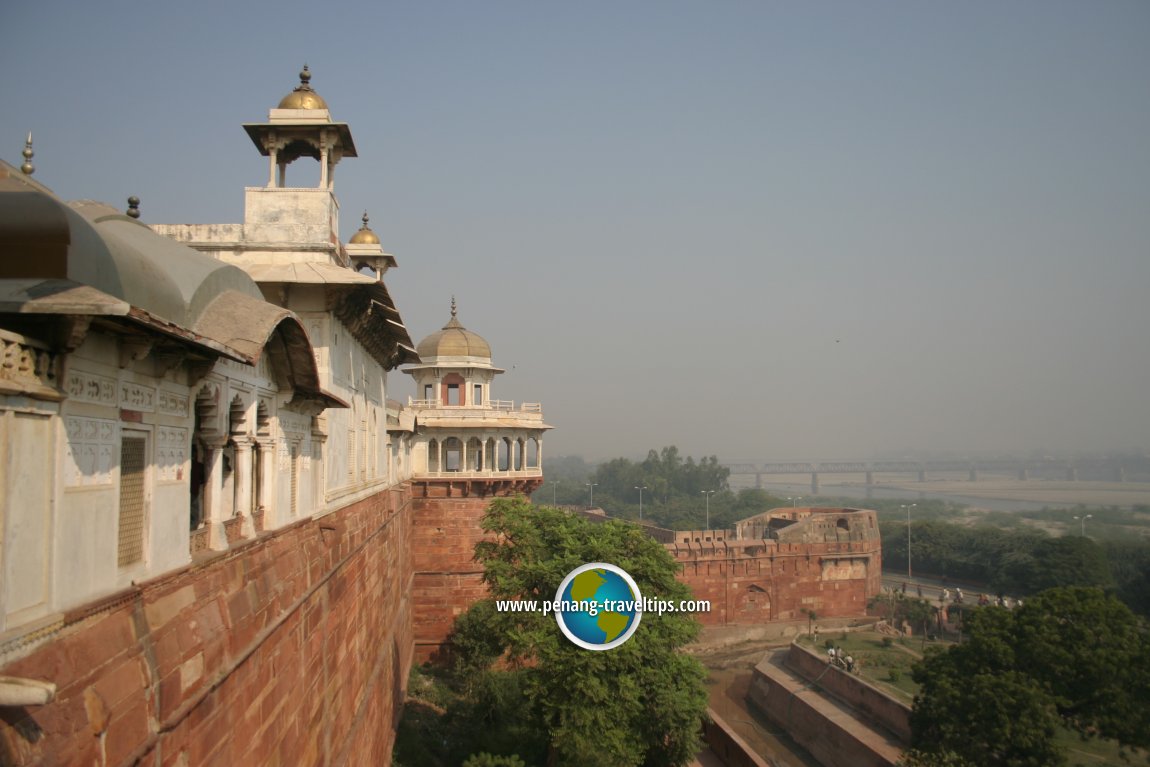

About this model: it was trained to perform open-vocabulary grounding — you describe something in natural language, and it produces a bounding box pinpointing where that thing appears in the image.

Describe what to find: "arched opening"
[743,584,771,616]
[256,401,271,436]
[190,388,216,533]
[428,439,440,473]
[444,437,463,472]
[468,437,484,471]
[228,395,246,435]
[442,373,466,406]
[515,438,525,471]
[485,438,496,471]
[836,518,850,531]
[498,438,511,472]
[527,438,539,469]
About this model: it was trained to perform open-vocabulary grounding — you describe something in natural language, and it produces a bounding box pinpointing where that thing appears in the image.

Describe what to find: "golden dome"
[348,211,380,245]
[277,65,329,110]
[416,299,492,360]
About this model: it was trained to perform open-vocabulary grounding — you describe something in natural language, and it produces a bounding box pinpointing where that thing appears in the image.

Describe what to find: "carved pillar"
[233,435,254,538]
[258,439,275,522]
[203,437,229,551]
[312,425,328,513]
[319,132,330,189]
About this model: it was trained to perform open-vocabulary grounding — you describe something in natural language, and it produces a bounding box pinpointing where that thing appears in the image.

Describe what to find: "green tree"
[998,536,1112,594]
[1010,587,1149,746]
[462,753,527,767]
[462,497,709,767]
[911,587,1150,766]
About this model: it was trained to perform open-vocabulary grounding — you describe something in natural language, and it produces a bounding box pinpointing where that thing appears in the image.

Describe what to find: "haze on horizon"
[3,1,1147,463]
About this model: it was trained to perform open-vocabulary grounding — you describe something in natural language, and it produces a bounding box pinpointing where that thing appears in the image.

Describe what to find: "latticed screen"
[347,429,356,483]
[290,444,299,518]
[117,437,147,567]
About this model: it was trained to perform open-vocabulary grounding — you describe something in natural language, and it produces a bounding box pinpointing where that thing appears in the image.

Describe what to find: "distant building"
[667,507,883,625]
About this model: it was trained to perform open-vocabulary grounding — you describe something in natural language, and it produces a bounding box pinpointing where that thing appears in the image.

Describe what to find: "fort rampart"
[0,486,413,767]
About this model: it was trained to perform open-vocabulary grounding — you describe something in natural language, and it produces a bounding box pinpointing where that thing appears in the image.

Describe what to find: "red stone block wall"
[0,484,413,767]
[410,491,495,662]
[748,664,899,767]
[785,642,910,742]
[668,532,882,626]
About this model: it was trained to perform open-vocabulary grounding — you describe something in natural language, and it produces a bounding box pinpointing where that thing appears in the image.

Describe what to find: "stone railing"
[416,467,542,480]
[406,400,545,423]
[407,397,542,413]
[0,329,60,401]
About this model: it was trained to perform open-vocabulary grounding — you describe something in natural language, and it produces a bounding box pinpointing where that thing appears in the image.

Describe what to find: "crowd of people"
[893,581,1022,609]
[826,645,857,673]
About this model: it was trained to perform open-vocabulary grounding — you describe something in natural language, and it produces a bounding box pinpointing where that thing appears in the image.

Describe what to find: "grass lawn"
[1056,728,1150,767]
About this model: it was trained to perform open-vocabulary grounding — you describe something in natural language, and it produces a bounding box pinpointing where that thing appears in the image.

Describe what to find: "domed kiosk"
[404,299,550,660]
[404,298,549,489]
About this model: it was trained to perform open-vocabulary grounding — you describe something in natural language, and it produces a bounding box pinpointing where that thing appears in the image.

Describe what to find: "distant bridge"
[722,457,1142,494]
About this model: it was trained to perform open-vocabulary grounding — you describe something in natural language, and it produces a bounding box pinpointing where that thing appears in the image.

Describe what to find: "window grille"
[118,437,147,567]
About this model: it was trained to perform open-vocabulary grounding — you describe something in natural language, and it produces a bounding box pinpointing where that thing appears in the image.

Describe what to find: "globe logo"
[554,563,643,650]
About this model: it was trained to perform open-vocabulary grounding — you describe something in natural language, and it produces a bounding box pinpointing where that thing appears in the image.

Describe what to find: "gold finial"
[278,64,327,110]
[20,131,34,175]
[451,295,457,319]
[348,210,380,244]
[126,196,141,219]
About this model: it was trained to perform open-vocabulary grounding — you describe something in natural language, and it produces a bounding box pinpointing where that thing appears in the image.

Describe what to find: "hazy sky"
[3,1,1148,462]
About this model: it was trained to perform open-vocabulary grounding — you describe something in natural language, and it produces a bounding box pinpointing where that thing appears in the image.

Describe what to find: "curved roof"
[277,65,329,110]
[348,212,380,244]
[67,200,264,328]
[0,173,339,402]
[416,314,492,361]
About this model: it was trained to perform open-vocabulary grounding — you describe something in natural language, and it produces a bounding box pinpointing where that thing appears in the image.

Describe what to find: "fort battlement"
[668,508,881,625]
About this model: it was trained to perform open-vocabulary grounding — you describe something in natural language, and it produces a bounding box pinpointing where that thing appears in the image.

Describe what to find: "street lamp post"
[701,490,716,529]
[791,496,803,508]
[901,503,917,582]
[551,480,559,506]
[1073,513,1093,536]
[586,482,597,510]
[635,486,647,520]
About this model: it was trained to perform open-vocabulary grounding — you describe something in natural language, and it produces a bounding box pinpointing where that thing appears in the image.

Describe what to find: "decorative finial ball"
[300,65,311,86]
[126,196,141,219]
[20,132,34,175]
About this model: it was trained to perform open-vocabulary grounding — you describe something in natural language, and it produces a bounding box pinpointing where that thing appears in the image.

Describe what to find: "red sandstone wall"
[785,643,911,742]
[410,489,498,662]
[703,708,773,767]
[0,486,413,767]
[669,538,882,626]
[748,660,899,767]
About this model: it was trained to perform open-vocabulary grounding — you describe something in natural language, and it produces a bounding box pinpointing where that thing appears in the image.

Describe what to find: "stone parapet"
[748,647,904,767]
[0,485,413,766]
